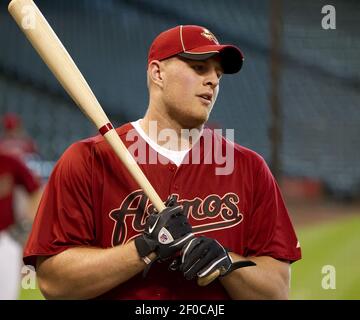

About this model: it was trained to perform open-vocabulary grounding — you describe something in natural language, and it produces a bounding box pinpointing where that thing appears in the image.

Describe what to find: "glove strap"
[142,255,153,265]
[224,260,256,276]
[142,256,160,278]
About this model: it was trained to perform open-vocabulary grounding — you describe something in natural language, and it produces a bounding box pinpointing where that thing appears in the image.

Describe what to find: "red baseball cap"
[2,113,22,130]
[148,25,244,74]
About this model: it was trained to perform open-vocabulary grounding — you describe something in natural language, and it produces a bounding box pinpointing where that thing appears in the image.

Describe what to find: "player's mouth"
[197,93,213,106]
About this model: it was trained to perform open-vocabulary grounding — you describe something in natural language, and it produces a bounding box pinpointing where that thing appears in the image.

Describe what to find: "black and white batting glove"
[135,197,194,270]
[174,236,256,281]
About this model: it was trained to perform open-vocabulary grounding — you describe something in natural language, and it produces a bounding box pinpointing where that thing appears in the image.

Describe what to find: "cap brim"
[178,44,244,74]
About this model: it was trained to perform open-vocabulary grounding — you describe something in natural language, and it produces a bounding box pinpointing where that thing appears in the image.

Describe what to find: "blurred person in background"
[0,151,42,300]
[0,112,44,287]
[0,113,39,160]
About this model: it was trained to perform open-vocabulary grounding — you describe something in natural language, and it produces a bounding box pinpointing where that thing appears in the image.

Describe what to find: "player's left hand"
[172,236,256,281]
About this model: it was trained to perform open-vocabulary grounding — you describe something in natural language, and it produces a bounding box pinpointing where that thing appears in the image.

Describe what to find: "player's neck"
[141,109,203,151]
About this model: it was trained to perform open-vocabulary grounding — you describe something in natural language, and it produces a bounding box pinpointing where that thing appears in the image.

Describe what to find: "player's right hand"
[173,236,256,283]
[134,200,194,262]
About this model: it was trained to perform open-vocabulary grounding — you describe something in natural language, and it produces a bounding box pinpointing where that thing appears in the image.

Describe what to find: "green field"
[290,215,360,299]
[19,215,360,300]
[19,285,44,300]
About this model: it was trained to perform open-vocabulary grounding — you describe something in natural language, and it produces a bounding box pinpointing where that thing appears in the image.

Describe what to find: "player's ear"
[148,60,164,89]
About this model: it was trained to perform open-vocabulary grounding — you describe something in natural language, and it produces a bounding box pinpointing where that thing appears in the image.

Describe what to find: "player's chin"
[177,104,212,128]
[180,112,209,129]
[192,111,211,127]
[200,104,213,121]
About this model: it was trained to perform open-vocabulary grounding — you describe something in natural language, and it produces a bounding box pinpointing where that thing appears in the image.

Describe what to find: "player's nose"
[204,70,219,89]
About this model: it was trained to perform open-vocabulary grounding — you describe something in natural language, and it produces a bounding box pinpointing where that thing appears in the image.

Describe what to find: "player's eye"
[192,64,205,72]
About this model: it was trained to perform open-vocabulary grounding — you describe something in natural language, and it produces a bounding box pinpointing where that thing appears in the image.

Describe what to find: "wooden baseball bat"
[8,0,166,212]
[8,0,220,287]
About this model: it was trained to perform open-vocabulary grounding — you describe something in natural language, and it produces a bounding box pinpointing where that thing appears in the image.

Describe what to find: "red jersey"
[0,153,41,231]
[24,123,301,299]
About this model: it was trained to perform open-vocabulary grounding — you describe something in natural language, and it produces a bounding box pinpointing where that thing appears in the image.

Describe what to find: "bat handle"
[197,269,221,286]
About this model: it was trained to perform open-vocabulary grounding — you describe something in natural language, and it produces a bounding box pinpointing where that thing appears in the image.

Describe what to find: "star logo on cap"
[201,29,219,44]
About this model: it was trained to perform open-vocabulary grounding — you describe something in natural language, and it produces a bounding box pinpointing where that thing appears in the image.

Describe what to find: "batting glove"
[173,236,256,282]
[135,197,194,264]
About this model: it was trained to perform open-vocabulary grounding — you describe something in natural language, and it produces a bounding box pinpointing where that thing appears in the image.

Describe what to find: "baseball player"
[0,113,39,159]
[24,25,301,299]
[0,152,42,299]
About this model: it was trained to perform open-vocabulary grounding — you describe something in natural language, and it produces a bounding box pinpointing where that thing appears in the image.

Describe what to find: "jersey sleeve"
[245,155,301,262]
[23,141,95,267]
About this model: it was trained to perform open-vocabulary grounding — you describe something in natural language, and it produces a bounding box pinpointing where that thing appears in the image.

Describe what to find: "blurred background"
[0,0,359,299]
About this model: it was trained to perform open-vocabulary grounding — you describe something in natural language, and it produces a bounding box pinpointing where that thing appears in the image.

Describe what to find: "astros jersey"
[24,123,301,299]
[0,153,40,231]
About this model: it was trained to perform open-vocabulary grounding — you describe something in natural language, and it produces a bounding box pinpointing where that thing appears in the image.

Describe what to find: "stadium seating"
[0,0,359,197]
